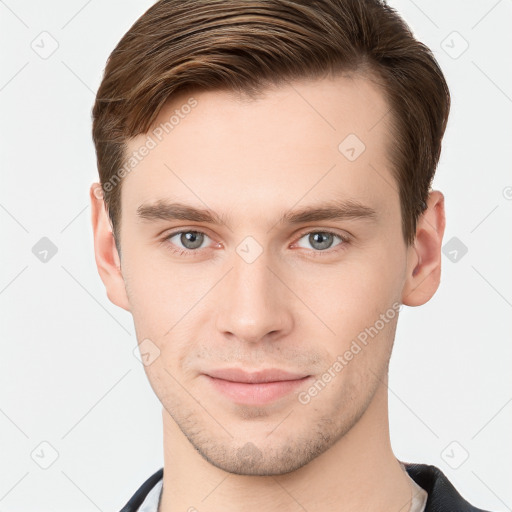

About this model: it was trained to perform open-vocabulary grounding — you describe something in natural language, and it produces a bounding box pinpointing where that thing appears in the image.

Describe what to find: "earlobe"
[401,190,446,307]
[89,183,131,312]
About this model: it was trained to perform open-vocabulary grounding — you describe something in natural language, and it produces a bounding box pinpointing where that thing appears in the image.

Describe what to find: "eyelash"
[161,228,350,258]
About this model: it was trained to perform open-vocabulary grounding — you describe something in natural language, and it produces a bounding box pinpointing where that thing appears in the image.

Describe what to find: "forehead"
[121,74,397,222]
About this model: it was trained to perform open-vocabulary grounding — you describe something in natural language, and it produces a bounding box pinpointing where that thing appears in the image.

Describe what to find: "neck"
[158,379,412,512]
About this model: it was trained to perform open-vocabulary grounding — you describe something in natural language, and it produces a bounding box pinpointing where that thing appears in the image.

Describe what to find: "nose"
[214,249,293,344]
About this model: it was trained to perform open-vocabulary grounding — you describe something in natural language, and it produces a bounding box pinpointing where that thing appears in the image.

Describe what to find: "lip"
[205,367,309,383]
[203,368,312,405]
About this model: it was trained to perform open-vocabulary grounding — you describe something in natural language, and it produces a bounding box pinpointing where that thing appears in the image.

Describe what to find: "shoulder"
[402,461,495,512]
[118,463,498,512]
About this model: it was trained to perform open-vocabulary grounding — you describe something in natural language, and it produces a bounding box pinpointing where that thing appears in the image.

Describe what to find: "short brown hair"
[92,0,450,251]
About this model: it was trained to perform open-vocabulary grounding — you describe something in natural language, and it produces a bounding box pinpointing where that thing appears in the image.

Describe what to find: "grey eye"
[296,232,342,251]
[172,231,207,250]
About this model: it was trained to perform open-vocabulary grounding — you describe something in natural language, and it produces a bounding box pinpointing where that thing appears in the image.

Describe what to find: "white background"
[1,0,511,510]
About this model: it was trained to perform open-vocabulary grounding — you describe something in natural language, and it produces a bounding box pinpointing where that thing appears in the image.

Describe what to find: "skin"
[90,73,445,512]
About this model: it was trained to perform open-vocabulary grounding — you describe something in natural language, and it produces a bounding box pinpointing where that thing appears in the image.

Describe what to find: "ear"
[89,183,131,312]
[401,190,446,307]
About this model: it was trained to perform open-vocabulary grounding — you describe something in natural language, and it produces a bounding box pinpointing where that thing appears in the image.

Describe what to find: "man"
[89,0,493,511]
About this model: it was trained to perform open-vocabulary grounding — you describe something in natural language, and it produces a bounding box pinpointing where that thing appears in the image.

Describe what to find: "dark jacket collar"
[402,462,492,512]
[119,468,163,512]
[120,463,493,512]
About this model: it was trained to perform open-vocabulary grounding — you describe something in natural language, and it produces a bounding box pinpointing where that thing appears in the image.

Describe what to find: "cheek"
[287,250,402,338]
[122,251,214,367]
[122,243,200,318]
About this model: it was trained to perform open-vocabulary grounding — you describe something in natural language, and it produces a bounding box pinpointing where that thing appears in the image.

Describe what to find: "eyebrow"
[136,198,378,227]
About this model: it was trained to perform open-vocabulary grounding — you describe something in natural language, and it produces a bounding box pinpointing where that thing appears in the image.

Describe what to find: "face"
[106,74,415,475]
